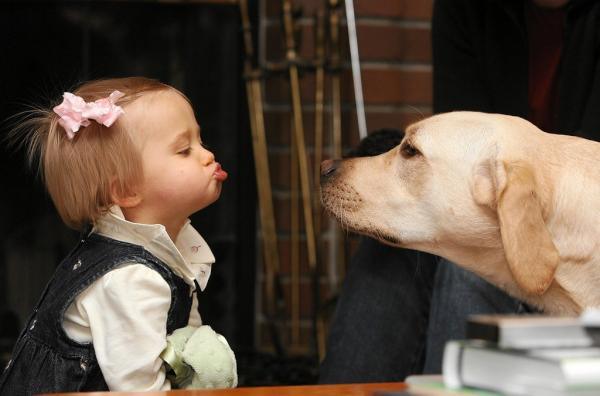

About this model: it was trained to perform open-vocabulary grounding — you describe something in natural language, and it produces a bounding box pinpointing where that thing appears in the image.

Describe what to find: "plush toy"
[161,325,237,389]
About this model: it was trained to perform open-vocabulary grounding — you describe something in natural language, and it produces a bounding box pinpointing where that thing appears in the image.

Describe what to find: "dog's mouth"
[372,232,403,247]
[321,182,403,246]
[348,224,404,248]
[322,201,404,247]
[354,226,403,247]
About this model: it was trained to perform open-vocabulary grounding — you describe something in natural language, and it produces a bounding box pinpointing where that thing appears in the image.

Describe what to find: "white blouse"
[62,206,215,391]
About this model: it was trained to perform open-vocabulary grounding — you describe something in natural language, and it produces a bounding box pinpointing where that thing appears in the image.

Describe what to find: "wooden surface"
[42,382,407,396]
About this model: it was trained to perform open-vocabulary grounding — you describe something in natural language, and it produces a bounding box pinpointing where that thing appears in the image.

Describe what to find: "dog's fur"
[320,111,600,315]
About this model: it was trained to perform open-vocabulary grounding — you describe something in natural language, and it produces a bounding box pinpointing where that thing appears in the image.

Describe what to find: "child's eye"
[178,147,192,156]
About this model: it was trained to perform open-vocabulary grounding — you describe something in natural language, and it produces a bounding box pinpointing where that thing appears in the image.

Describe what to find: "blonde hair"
[14,77,183,230]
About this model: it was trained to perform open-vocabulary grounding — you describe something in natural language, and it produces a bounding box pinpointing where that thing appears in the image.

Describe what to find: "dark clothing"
[0,232,193,395]
[319,250,537,382]
[526,4,566,132]
[432,0,600,138]
[422,259,538,374]
[319,239,438,383]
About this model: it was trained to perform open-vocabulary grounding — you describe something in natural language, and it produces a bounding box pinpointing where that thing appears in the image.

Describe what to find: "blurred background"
[0,0,433,385]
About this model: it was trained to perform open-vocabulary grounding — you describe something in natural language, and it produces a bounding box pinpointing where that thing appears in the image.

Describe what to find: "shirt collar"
[93,206,215,290]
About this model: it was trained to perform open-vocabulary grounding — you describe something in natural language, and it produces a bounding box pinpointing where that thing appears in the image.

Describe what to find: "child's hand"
[162,325,237,389]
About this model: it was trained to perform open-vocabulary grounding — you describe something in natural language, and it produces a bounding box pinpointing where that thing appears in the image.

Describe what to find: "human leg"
[423,259,531,373]
[319,238,438,383]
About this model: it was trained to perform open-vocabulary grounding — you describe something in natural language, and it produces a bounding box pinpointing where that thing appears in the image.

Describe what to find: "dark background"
[0,0,258,375]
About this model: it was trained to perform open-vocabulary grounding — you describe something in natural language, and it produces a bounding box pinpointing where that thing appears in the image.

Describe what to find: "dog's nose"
[320,159,339,180]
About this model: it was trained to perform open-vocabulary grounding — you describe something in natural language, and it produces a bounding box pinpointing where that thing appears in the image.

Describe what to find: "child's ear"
[110,179,142,208]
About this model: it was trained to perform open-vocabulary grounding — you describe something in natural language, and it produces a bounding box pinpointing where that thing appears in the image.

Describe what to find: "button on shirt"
[62,206,215,391]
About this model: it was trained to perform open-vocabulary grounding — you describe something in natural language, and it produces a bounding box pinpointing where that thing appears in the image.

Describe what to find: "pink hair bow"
[53,90,125,139]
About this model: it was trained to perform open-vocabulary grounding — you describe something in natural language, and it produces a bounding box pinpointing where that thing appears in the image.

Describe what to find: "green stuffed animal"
[161,325,237,389]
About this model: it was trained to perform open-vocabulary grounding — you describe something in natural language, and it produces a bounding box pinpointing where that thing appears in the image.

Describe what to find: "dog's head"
[321,111,559,297]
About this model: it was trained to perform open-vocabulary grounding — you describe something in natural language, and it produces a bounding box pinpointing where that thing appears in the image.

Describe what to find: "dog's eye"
[400,143,421,158]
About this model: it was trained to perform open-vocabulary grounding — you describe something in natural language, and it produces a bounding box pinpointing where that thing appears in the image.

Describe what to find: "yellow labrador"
[320,111,600,315]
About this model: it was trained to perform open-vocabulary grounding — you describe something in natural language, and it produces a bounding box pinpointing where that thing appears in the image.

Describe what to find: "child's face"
[124,90,227,231]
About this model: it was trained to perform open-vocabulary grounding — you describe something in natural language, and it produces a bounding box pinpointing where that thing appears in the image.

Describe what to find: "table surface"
[42,382,407,396]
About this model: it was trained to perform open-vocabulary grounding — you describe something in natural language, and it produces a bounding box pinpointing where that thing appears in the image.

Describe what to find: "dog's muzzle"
[320,158,362,214]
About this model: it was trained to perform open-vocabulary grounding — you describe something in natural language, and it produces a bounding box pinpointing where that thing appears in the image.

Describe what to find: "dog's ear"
[497,162,559,296]
[471,158,558,296]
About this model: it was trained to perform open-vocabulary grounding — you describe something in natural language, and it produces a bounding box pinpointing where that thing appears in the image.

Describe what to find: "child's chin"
[195,195,220,212]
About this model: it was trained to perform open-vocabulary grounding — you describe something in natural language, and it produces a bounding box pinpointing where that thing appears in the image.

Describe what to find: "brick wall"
[256,0,433,355]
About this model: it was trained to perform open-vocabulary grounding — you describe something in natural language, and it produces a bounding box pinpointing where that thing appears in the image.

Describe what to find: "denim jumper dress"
[0,230,194,395]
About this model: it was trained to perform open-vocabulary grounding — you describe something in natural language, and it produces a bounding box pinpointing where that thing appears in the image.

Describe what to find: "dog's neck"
[542,153,600,314]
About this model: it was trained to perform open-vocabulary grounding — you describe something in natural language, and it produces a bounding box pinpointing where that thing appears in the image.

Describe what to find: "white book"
[466,314,594,349]
[443,340,600,396]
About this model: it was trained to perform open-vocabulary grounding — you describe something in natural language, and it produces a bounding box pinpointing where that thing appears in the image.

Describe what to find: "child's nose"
[202,148,215,165]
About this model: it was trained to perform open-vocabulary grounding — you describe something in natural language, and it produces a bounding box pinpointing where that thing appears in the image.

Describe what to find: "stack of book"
[441,311,600,396]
